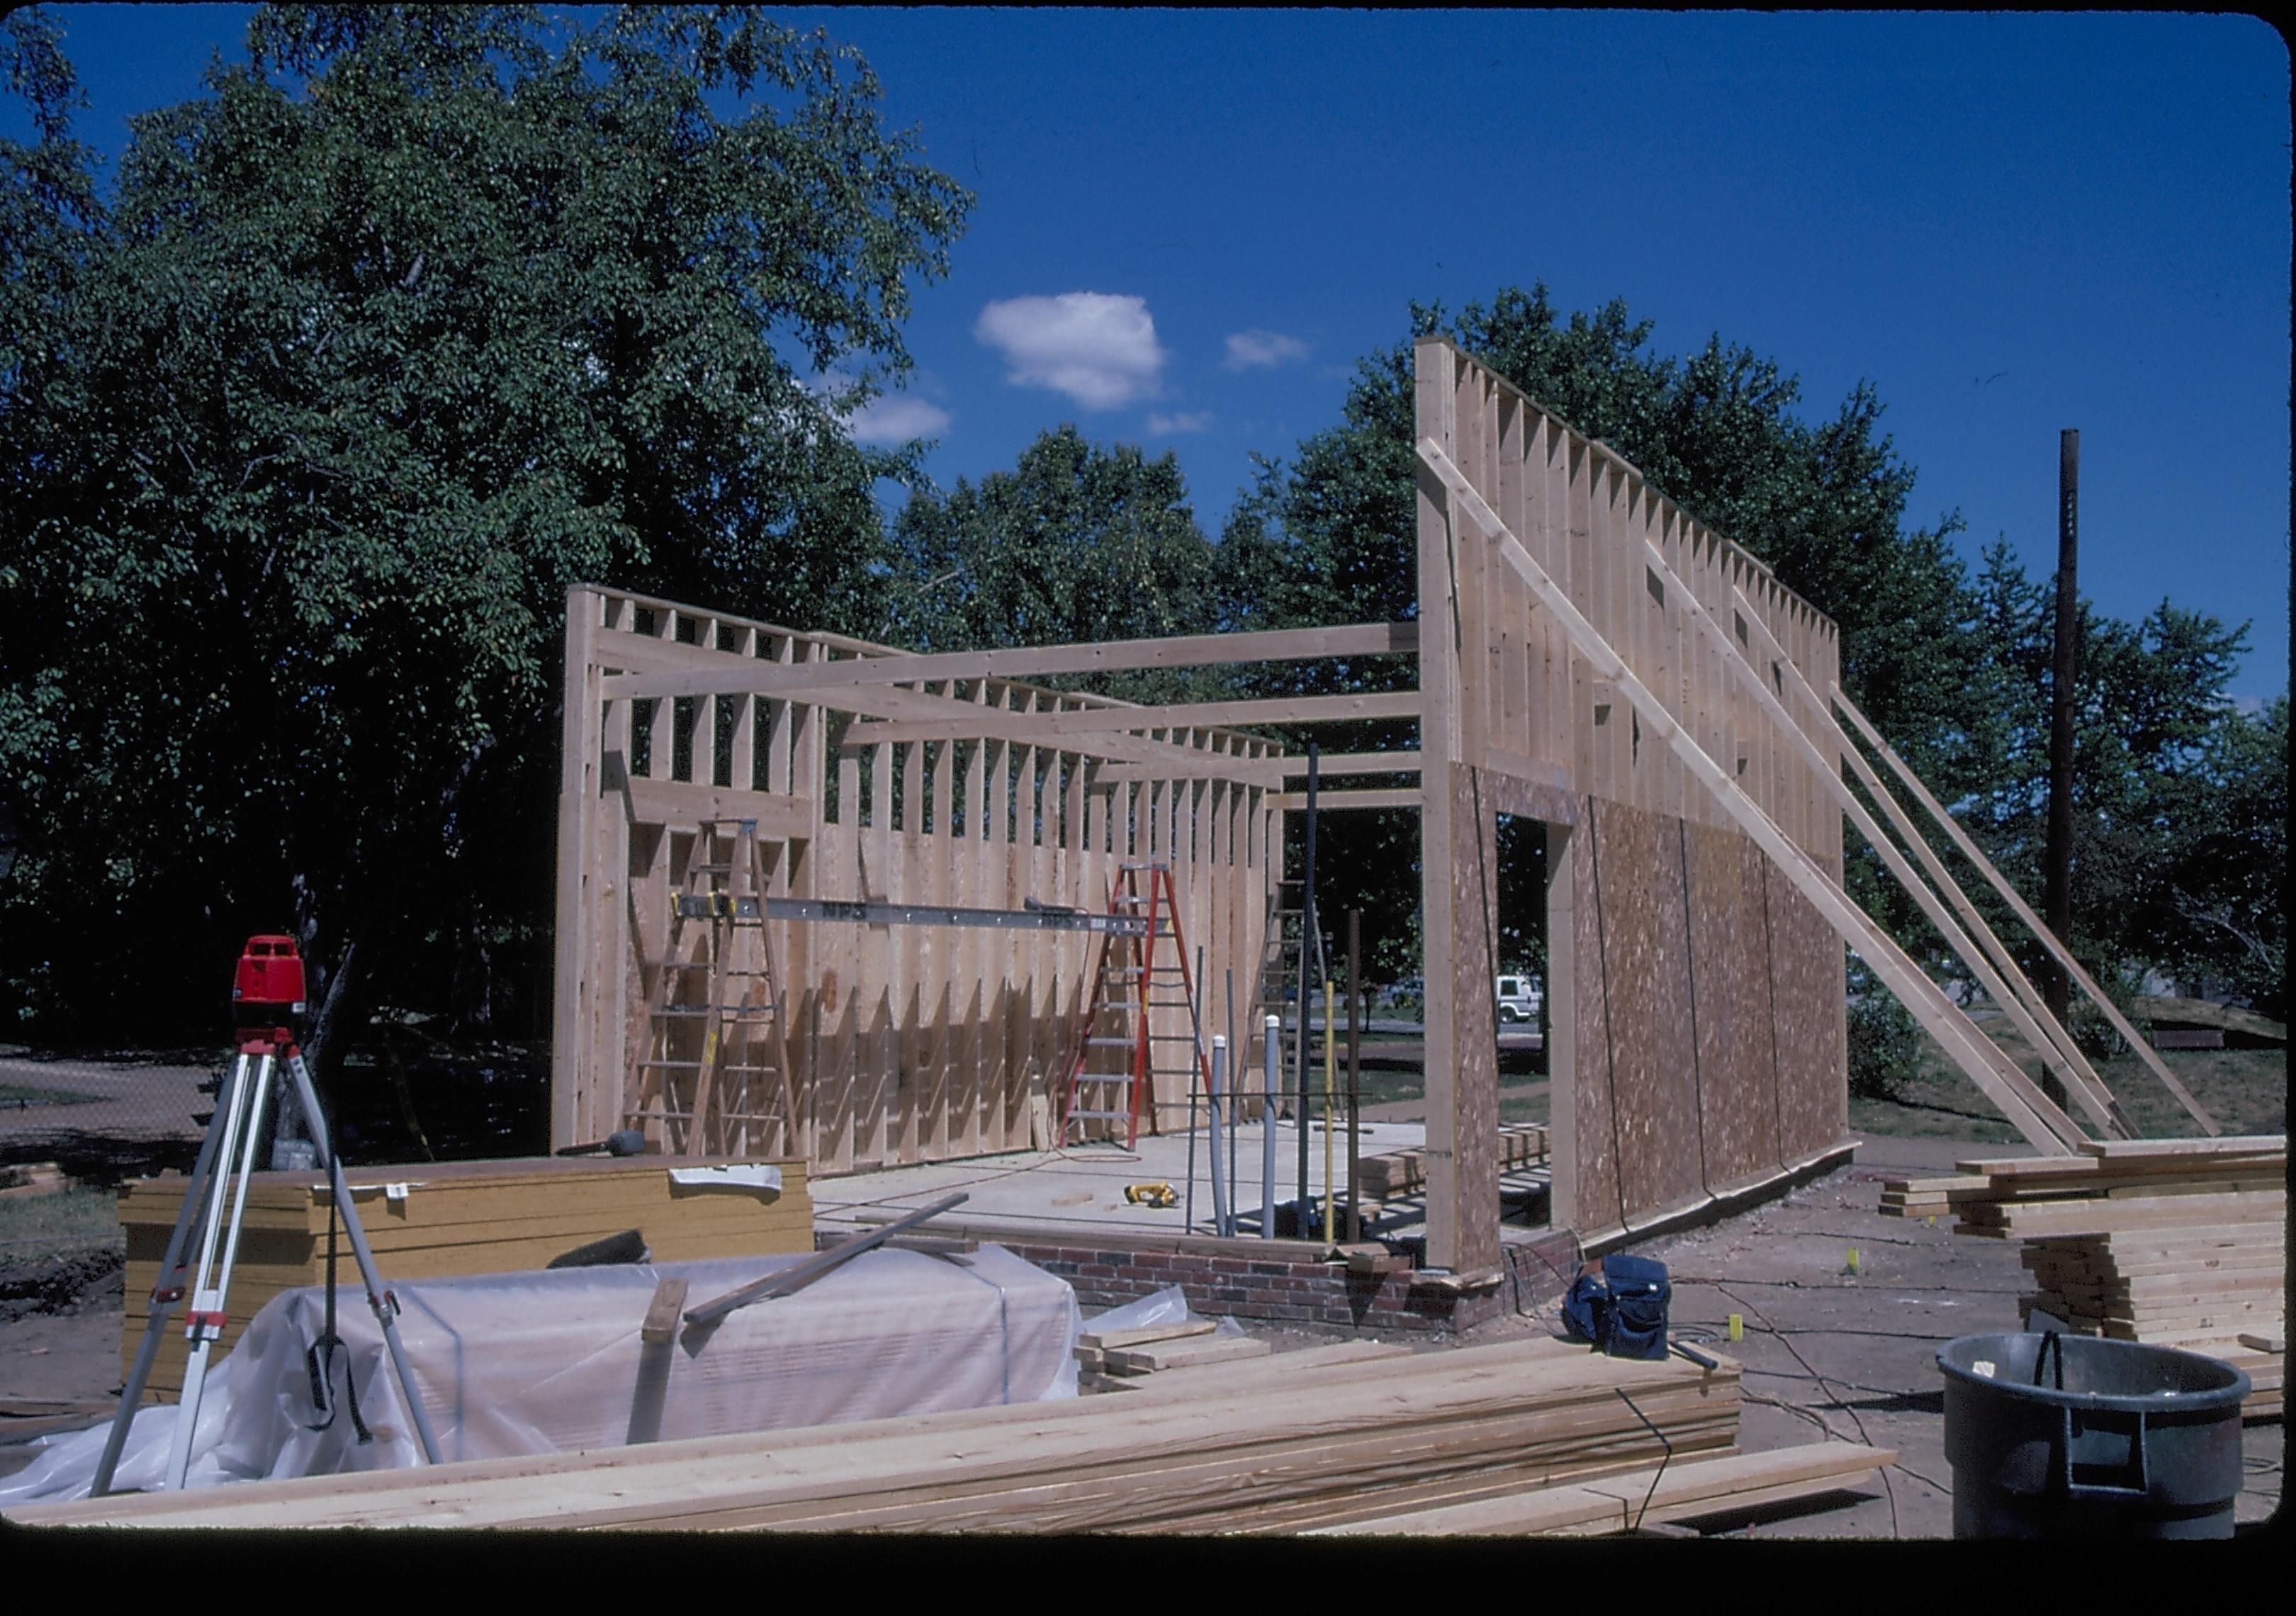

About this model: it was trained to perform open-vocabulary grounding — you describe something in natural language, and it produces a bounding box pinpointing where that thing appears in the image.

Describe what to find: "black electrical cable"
[1611,1386,1675,1532]
[1716,1279,1903,1538]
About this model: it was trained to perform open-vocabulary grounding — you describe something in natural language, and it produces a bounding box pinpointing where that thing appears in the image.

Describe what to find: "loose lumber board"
[2132,999,2287,1042]
[1311,1440,1895,1537]
[1102,1335,1272,1374]
[1077,1318,1217,1353]
[14,1335,1740,1532]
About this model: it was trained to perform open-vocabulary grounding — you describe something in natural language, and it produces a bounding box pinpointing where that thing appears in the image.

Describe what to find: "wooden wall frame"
[553,337,2125,1263]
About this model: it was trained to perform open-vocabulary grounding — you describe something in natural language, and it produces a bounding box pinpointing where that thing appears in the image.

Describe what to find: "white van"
[1495,974,1543,1024]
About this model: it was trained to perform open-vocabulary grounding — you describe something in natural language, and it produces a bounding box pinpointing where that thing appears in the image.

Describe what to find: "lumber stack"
[1074,1317,1273,1386]
[11,1334,1743,1532]
[1312,1440,1896,1537]
[1892,1136,2285,1418]
[1358,1123,1547,1199]
[117,1154,811,1398]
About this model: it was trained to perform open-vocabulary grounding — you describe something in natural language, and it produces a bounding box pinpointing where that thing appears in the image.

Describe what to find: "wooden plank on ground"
[1312,1440,1895,1537]
[1103,1335,1273,1375]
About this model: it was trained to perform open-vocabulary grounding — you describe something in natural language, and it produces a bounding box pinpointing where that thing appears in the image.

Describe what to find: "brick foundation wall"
[816,1223,1583,1334]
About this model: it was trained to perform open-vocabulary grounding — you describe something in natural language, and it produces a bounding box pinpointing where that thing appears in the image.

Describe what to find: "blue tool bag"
[1561,1254,1672,1361]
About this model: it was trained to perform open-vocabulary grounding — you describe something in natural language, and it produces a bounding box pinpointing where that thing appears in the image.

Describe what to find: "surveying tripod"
[89,936,442,1496]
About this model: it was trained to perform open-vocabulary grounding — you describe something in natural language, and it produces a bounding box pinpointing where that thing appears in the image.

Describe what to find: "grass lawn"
[1498,1089,1551,1126]
[1849,1013,2287,1145]
[0,1183,120,1251]
[0,1083,101,1107]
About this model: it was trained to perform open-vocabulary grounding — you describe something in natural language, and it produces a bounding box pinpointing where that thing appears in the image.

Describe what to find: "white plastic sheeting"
[1,1242,1079,1504]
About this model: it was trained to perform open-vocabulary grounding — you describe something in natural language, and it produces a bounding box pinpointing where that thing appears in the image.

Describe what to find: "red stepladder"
[1057,862,1211,1150]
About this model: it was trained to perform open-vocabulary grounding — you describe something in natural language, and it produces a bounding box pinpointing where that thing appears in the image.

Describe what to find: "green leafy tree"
[0,5,970,1062]
[886,425,1225,703]
[1961,542,2271,1021]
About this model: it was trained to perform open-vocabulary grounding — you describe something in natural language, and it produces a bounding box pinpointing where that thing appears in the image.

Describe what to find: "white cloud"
[974,292,1167,408]
[1146,410,1212,434]
[848,394,952,445]
[1222,329,1310,371]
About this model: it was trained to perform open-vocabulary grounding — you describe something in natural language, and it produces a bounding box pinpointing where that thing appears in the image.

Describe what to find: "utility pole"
[2041,428,2078,1113]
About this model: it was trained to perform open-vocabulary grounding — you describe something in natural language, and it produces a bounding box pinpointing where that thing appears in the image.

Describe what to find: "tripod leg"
[283,1052,445,1466]
[89,1052,250,1497]
[164,1050,275,1491]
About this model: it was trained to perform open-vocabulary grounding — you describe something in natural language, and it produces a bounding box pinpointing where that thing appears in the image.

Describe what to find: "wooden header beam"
[841,690,1422,747]
[602,621,1421,703]
[1097,751,1423,787]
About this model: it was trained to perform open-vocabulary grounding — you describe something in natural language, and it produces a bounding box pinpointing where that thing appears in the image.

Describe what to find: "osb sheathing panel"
[1764,858,1847,1165]
[1587,799,1703,1218]
[1684,820,1778,1189]
[1448,764,1504,1276]
[1646,819,1704,1209]
[1574,798,1846,1232]
[1570,799,1622,1230]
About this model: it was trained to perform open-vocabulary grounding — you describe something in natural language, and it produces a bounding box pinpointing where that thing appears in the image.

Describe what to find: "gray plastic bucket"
[1937,1332,2250,1539]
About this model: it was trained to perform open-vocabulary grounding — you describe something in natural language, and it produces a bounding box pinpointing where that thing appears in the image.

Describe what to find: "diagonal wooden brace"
[1417,437,2084,1155]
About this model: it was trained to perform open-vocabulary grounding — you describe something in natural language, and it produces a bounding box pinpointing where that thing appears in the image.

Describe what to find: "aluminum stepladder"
[91,958,442,1495]
[1057,861,1212,1150]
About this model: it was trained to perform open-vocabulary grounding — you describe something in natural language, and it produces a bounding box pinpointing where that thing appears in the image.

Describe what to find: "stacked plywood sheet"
[1358,1123,1548,1199]
[13,1334,1743,1532]
[118,1155,810,1398]
[1889,1135,2284,1420]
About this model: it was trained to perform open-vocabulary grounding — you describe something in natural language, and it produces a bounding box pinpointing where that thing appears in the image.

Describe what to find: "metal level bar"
[678,894,1147,936]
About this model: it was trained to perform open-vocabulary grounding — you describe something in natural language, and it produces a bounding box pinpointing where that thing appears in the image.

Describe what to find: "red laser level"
[91,931,443,1495]
[230,934,307,1046]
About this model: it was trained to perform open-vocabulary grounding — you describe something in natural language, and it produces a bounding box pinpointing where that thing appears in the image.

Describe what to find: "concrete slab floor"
[809,1118,1432,1238]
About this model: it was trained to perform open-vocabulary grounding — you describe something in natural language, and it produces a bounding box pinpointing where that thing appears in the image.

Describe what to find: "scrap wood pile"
[1357,1123,1548,1199]
[1073,1316,1273,1386]
[1884,1134,2285,1419]
[16,1335,1826,1534]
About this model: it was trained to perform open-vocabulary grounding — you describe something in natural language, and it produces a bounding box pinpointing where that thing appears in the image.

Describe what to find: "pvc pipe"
[1262,1014,1281,1241]
[1208,1036,1231,1238]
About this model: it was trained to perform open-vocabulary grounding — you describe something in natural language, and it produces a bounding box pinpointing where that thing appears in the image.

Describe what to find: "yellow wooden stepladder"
[1058,861,1211,1150]
[627,817,799,1159]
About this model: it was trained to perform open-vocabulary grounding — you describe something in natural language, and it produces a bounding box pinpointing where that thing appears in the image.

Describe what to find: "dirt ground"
[1,1131,2283,1534]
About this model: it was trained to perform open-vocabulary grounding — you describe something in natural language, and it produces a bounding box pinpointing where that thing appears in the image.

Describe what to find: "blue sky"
[16,6,2292,703]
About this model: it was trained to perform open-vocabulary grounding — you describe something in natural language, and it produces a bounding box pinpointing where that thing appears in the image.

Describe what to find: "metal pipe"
[1225,967,1237,1240]
[1348,909,1362,1245]
[1297,741,1318,1216]
[1208,1036,1231,1238]
[2043,426,2080,1115]
[1262,1014,1281,1240]
[1322,980,1336,1249]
